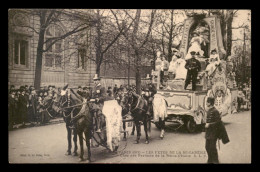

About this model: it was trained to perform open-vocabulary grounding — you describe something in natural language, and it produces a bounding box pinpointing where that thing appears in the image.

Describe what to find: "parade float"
[151,14,238,133]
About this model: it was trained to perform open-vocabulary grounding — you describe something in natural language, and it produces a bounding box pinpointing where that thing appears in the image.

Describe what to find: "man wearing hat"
[28,87,38,123]
[205,96,229,164]
[91,74,106,133]
[144,74,157,118]
[160,55,169,85]
[184,51,201,91]
[18,88,29,126]
[8,90,17,129]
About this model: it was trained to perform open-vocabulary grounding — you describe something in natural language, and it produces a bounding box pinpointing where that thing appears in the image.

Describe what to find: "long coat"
[8,95,17,125]
[205,107,230,144]
[28,94,38,120]
[18,94,29,123]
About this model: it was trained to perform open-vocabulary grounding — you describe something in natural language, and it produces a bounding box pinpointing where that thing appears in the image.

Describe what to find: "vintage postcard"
[8,9,251,164]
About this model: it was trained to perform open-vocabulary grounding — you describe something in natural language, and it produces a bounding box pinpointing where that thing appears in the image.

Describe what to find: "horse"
[127,90,150,144]
[127,90,168,142]
[117,91,133,141]
[52,85,93,162]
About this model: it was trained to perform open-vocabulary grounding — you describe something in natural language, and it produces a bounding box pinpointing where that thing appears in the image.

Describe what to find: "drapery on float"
[102,100,122,151]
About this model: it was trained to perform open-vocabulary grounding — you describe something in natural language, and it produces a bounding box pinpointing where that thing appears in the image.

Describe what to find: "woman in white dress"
[174,53,187,80]
[185,33,205,60]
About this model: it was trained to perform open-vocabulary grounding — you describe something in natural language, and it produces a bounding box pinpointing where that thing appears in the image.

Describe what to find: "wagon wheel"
[92,127,110,150]
[186,118,197,133]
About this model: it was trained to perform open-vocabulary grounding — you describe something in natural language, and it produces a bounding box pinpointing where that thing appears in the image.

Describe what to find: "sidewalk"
[10,117,64,130]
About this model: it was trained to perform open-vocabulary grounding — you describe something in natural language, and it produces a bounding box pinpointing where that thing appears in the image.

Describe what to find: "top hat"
[63,84,69,90]
[78,86,82,89]
[93,74,100,80]
[146,74,152,80]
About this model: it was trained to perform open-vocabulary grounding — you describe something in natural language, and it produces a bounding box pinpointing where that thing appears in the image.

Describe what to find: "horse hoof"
[131,132,134,135]
[123,137,127,141]
[145,140,149,144]
[160,136,164,140]
[65,151,71,156]
[78,157,84,162]
[135,140,139,144]
[73,152,78,156]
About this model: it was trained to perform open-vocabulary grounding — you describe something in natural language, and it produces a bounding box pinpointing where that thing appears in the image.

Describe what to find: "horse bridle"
[56,89,88,119]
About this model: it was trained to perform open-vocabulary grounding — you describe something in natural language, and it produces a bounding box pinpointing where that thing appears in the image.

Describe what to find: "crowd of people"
[8,85,61,130]
[8,83,138,131]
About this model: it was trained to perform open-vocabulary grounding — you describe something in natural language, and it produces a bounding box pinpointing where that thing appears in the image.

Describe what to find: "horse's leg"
[72,129,78,156]
[135,120,141,144]
[147,119,151,138]
[123,121,127,141]
[84,131,91,162]
[78,132,84,161]
[131,122,135,135]
[65,125,72,155]
[143,117,149,144]
[159,118,165,139]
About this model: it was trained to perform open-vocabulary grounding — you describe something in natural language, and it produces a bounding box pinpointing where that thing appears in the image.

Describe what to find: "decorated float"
[151,13,238,133]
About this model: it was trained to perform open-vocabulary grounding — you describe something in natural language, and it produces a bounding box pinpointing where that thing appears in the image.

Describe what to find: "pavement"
[8,110,251,164]
[11,117,65,130]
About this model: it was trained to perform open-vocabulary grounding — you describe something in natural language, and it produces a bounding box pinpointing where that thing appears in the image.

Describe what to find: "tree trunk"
[226,13,233,58]
[167,10,174,62]
[135,53,141,95]
[34,29,45,90]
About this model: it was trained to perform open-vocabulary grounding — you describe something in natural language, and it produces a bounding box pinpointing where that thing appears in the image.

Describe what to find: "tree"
[90,9,135,75]
[9,9,96,89]
[116,9,156,94]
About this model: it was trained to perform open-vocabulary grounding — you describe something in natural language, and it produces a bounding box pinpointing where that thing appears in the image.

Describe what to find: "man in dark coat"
[18,88,29,126]
[28,87,38,123]
[91,74,106,133]
[113,84,118,96]
[8,90,17,130]
[143,74,157,119]
[205,97,230,164]
[184,51,201,91]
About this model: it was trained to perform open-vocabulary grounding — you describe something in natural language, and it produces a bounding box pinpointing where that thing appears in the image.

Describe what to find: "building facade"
[8,9,96,89]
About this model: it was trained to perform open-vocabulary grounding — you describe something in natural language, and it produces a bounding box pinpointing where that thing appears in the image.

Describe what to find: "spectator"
[28,87,38,124]
[8,90,17,130]
[18,88,29,126]
[113,84,118,95]
[9,85,15,93]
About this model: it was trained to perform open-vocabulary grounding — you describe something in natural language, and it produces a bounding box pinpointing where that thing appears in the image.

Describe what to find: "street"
[8,110,251,164]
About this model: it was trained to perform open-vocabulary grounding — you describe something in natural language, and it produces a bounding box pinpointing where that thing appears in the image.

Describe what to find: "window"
[78,48,86,69]
[14,39,28,67]
[44,25,64,69]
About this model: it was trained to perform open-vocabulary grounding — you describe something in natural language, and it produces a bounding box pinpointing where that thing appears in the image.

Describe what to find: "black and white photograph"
[8,9,251,164]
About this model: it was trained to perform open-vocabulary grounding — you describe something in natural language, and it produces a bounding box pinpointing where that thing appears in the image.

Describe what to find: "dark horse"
[127,91,151,144]
[53,85,93,162]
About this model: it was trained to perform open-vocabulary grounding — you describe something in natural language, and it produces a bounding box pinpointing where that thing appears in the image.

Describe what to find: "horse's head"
[52,84,71,114]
